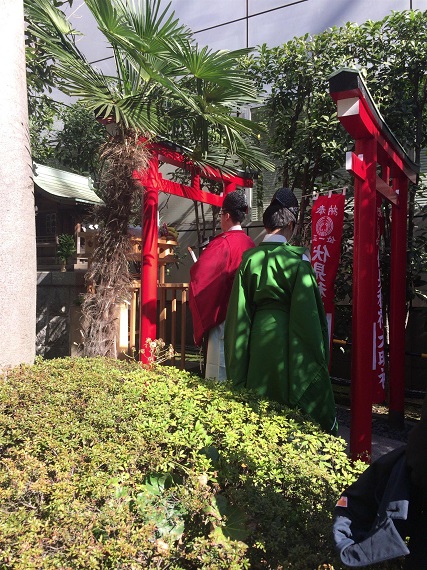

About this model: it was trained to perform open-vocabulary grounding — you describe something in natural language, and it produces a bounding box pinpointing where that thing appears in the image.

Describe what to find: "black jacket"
[333,446,411,567]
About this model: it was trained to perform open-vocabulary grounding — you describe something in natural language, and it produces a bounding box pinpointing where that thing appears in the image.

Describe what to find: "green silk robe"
[224,241,338,434]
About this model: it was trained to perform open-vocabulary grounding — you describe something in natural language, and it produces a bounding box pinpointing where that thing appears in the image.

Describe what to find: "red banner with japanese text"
[372,196,386,404]
[311,193,345,358]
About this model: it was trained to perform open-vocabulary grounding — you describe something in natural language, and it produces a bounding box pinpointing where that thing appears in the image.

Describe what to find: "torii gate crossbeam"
[329,69,419,461]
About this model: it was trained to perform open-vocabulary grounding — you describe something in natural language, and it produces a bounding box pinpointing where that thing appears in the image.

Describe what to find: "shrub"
[0,357,372,569]
[56,234,77,263]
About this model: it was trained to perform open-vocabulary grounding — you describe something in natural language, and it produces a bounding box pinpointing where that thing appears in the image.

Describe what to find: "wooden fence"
[117,280,189,368]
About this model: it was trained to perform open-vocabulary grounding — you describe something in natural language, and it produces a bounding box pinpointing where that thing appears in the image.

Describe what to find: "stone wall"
[36,271,86,358]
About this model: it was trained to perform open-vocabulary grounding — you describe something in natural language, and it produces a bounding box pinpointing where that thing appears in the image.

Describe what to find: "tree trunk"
[0,0,36,369]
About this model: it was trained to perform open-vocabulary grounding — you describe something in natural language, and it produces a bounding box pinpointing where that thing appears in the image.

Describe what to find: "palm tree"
[25,0,273,357]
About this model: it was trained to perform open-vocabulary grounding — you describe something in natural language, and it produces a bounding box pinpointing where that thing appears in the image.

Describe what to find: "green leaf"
[212,494,249,542]
[199,445,220,466]
[142,473,174,496]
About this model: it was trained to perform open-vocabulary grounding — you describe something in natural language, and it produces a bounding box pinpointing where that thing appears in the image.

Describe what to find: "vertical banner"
[373,196,386,403]
[311,193,345,359]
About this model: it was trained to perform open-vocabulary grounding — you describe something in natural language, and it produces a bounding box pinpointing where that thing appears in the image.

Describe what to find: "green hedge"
[0,357,376,569]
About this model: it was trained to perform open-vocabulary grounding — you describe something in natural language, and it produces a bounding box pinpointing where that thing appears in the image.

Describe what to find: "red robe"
[189,230,255,346]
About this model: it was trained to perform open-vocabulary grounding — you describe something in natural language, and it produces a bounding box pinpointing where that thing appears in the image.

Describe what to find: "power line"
[89,55,113,64]
[193,0,308,35]
[88,0,309,63]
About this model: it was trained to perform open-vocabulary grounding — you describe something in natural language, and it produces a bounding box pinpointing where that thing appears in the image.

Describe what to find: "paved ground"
[338,424,406,462]
[336,405,414,462]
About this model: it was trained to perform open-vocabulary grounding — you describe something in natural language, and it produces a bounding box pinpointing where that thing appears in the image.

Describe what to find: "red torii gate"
[133,139,253,363]
[329,69,419,461]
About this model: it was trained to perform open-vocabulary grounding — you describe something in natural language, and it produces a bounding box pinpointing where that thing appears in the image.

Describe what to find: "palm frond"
[25,0,87,62]
[85,0,191,61]
[180,137,275,177]
[25,0,273,175]
[232,141,276,172]
[119,0,192,42]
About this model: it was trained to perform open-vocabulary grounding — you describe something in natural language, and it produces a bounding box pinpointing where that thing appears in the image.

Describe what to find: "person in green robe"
[224,189,338,434]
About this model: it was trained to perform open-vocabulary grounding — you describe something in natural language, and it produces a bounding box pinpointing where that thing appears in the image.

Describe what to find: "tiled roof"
[33,163,103,205]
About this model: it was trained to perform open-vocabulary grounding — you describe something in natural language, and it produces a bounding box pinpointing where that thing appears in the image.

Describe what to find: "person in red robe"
[189,191,255,380]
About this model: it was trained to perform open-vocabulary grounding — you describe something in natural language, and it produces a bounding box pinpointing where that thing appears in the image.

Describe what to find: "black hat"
[271,187,299,222]
[222,191,248,213]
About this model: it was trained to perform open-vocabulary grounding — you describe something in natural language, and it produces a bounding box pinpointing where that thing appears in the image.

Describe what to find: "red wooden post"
[389,174,408,426]
[140,153,159,363]
[350,137,377,461]
[329,69,418,461]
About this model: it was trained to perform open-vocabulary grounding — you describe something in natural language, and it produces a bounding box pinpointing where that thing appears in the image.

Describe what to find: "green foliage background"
[241,10,427,306]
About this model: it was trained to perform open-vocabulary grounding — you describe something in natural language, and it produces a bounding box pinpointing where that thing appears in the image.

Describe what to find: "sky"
[64,0,427,81]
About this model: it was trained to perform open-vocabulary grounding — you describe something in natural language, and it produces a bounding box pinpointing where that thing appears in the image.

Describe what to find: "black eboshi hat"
[271,187,299,223]
[222,191,248,213]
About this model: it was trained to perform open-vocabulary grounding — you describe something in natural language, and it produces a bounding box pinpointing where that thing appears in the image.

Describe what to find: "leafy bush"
[56,234,77,263]
[0,357,371,569]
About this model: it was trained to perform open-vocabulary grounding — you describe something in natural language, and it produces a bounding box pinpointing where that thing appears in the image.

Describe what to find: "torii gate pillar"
[351,136,378,460]
[329,69,418,461]
[140,153,159,347]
